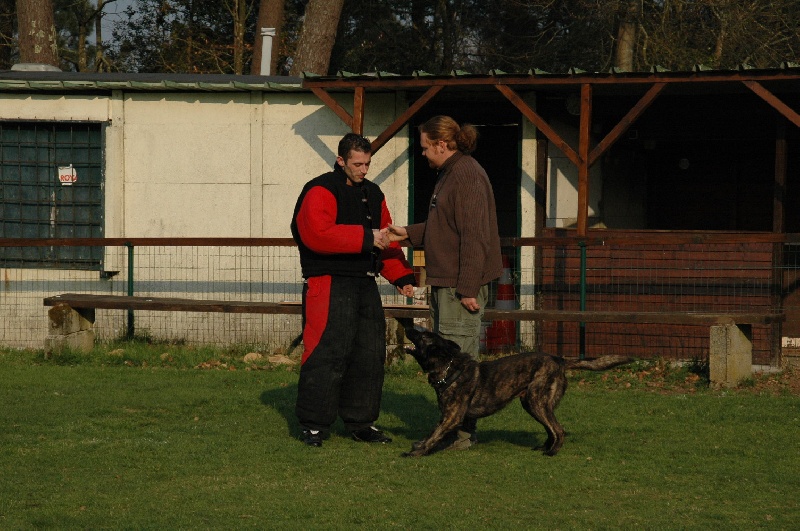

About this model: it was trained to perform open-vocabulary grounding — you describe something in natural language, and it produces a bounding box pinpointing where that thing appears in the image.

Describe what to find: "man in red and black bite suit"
[290,133,415,448]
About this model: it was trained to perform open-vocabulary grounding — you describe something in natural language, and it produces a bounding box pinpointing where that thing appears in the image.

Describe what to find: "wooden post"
[353,86,365,135]
[577,83,592,237]
[772,120,787,365]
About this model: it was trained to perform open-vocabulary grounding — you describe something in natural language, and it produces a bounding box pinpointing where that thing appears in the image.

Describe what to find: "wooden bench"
[44,293,784,388]
[42,293,433,354]
[43,293,784,324]
[43,293,424,319]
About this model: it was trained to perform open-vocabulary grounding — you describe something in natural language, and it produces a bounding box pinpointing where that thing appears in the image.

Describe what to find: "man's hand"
[396,284,415,297]
[384,224,408,243]
[461,296,480,312]
[372,229,389,250]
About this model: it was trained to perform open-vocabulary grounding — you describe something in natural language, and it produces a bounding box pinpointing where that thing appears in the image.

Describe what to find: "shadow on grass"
[259,384,298,436]
[258,384,439,439]
[259,382,544,451]
[471,427,544,449]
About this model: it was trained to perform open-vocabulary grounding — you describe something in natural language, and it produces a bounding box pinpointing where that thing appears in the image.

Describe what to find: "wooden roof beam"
[371,85,443,154]
[302,70,800,91]
[498,81,667,236]
[353,87,365,134]
[588,82,666,166]
[310,87,358,132]
[311,84,443,151]
[577,83,592,237]
[743,80,800,128]
[495,84,581,166]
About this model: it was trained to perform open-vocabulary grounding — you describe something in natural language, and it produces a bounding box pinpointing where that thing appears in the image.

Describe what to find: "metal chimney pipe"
[260,28,277,76]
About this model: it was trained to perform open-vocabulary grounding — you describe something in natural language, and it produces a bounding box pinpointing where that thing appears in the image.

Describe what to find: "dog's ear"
[428,332,461,353]
[444,338,462,352]
[404,327,422,344]
[395,317,415,332]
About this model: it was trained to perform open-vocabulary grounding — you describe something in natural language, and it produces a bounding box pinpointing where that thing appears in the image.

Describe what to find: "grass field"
[1,343,799,529]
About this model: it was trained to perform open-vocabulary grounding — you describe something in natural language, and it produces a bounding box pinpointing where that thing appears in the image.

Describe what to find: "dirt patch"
[743,365,800,396]
[572,359,800,396]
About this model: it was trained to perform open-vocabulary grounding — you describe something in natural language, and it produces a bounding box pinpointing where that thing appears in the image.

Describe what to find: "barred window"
[0,121,104,270]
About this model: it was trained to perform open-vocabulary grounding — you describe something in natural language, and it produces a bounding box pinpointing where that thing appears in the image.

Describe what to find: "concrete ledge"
[45,329,95,352]
[710,324,753,388]
[48,303,94,334]
[45,303,96,352]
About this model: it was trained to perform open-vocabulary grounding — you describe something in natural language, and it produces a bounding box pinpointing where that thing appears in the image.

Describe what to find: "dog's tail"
[287,333,303,355]
[566,355,635,371]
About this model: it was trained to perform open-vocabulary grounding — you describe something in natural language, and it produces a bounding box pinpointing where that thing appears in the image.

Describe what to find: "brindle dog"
[400,323,634,457]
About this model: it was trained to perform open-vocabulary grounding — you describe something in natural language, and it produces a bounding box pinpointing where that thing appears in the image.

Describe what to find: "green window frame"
[0,121,104,270]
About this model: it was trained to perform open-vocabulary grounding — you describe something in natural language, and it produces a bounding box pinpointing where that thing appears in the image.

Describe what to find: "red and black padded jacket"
[290,165,415,287]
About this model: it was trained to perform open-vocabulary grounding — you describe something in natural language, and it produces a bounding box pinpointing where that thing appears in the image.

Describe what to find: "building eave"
[0,71,305,93]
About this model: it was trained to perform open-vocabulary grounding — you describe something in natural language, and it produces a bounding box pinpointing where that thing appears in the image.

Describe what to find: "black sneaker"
[301,429,323,447]
[351,426,392,443]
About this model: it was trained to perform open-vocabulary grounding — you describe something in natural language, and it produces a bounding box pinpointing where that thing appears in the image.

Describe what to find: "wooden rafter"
[495,83,580,166]
[577,84,592,236]
[352,87,365,134]
[743,80,800,128]
[589,82,666,166]
[306,70,800,238]
[309,87,356,131]
[371,85,443,154]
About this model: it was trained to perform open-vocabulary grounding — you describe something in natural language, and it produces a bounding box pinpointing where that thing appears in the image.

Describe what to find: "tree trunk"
[615,0,639,71]
[186,0,194,72]
[252,0,284,75]
[16,0,59,67]
[77,19,87,71]
[232,0,246,74]
[711,2,731,68]
[431,0,459,73]
[289,0,344,76]
[95,0,108,72]
[0,0,15,69]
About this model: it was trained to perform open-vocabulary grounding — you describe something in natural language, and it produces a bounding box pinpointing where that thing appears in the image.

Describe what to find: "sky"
[99,0,136,37]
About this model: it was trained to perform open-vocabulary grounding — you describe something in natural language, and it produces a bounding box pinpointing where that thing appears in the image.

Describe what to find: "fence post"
[126,242,135,339]
[579,240,587,360]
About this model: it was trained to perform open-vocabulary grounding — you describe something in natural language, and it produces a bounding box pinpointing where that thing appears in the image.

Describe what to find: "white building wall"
[0,87,551,350]
[546,118,602,228]
[0,88,415,348]
[261,91,410,238]
[0,94,110,121]
[122,93,255,237]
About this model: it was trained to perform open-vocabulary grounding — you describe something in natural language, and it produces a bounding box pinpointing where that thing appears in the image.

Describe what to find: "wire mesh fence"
[528,237,782,362]
[0,239,412,350]
[1,234,797,364]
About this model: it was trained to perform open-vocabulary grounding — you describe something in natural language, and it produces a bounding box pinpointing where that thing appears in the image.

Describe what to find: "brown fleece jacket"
[405,151,503,298]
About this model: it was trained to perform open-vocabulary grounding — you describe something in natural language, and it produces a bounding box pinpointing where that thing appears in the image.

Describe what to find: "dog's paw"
[402,449,425,457]
[536,442,562,457]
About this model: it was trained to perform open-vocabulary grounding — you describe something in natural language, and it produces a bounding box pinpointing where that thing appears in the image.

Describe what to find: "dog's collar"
[432,360,463,391]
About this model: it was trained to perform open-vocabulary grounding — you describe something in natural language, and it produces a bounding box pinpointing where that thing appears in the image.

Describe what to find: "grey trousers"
[430,284,488,359]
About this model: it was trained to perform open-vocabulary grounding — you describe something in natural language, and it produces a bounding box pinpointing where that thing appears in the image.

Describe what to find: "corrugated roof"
[0,63,798,93]
[0,70,304,92]
[304,62,799,79]
[303,62,800,86]
[299,63,800,101]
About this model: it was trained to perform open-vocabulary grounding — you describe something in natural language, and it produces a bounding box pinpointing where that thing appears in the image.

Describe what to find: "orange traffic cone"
[486,253,516,352]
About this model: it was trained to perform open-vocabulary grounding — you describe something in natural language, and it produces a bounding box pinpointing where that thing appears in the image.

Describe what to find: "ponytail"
[419,115,479,154]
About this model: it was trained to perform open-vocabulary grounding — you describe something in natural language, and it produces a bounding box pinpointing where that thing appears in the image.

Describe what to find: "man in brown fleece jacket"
[388,115,503,450]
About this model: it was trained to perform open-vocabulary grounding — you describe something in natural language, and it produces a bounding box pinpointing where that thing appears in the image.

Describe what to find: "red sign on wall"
[58,165,77,186]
